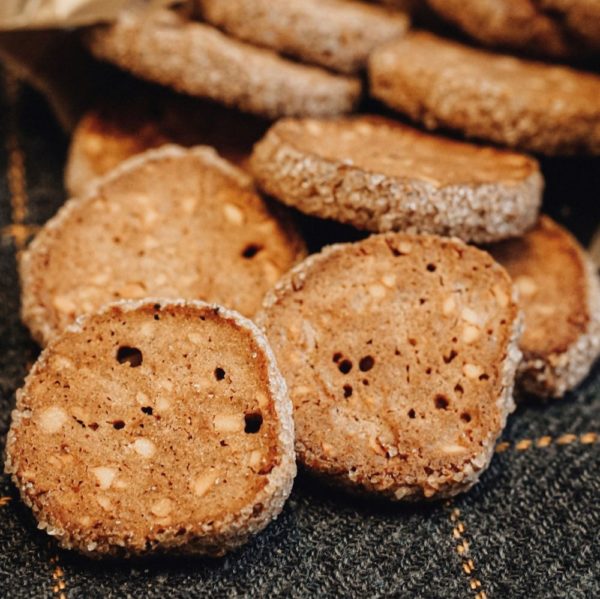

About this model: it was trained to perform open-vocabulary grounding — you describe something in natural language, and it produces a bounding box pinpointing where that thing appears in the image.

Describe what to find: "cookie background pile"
[0,0,600,596]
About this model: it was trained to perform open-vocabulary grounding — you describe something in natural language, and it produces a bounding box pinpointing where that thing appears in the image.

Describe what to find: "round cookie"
[256,234,522,500]
[197,0,409,74]
[4,299,296,556]
[86,7,361,119]
[488,216,600,397]
[426,0,583,58]
[250,116,542,243]
[65,91,268,197]
[539,0,600,51]
[369,31,600,155]
[21,145,306,346]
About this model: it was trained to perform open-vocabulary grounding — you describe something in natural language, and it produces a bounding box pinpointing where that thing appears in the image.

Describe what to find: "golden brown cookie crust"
[257,233,522,500]
[488,216,600,397]
[5,299,296,557]
[21,145,306,346]
[197,0,408,74]
[250,115,542,242]
[86,7,361,119]
[369,31,600,155]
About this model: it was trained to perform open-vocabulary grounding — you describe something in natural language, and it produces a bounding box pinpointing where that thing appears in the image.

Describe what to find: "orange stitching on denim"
[448,503,487,599]
[495,432,598,453]
[50,556,68,598]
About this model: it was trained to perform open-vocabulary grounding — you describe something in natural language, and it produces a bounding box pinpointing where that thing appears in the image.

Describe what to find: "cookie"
[86,7,361,119]
[256,234,521,500]
[488,216,600,397]
[426,0,582,58]
[21,145,306,346]
[65,91,268,197]
[369,31,600,155]
[5,299,296,556]
[250,116,542,243]
[539,0,600,51]
[197,0,409,74]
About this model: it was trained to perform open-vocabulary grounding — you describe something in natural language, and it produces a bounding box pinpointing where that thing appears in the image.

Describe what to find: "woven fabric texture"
[0,74,599,599]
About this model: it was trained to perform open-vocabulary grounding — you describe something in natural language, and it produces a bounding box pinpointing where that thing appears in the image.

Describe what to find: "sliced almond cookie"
[488,216,600,398]
[369,31,600,155]
[256,234,522,500]
[86,6,360,119]
[250,116,542,243]
[197,0,409,74]
[65,91,268,197]
[21,145,306,346]
[5,300,295,557]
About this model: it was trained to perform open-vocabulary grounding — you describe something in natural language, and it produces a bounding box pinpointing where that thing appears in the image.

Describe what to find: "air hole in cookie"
[454,383,464,395]
[426,263,437,272]
[332,352,342,363]
[443,350,458,364]
[116,346,143,367]
[214,367,226,381]
[343,384,353,398]
[112,420,125,430]
[359,355,375,372]
[244,412,263,434]
[338,359,353,374]
[362,379,369,386]
[461,412,472,423]
[424,466,434,475]
[434,395,449,410]
[479,373,490,381]
[242,243,263,259]
[89,422,99,431]
[408,409,416,419]
[419,298,426,305]
[141,406,153,415]
[408,338,417,346]
[425,367,432,375]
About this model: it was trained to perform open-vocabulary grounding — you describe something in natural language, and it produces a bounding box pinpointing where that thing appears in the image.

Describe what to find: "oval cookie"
[256,234,522,500]
[21,145,306,346]
[5,300,295,556]
[427,0,585,58]
[250,116,542,243]
[86,7,361,119]
[197,0,408,74]
[65,90,268,197]
[488,216,600,397]
[369,31,600,155]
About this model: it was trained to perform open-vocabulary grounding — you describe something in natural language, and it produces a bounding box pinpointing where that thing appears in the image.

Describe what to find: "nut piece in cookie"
[5,300,296,557]
[257,233,522,500]
[488,216,600,398]
[21,145,306,346]
[369,31,600,155]
[250,115,542,243]
[86,7,361,119]
[197,0,408,74]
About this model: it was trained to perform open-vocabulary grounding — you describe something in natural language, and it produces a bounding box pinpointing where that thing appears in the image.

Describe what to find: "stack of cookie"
[4,0,600,558]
